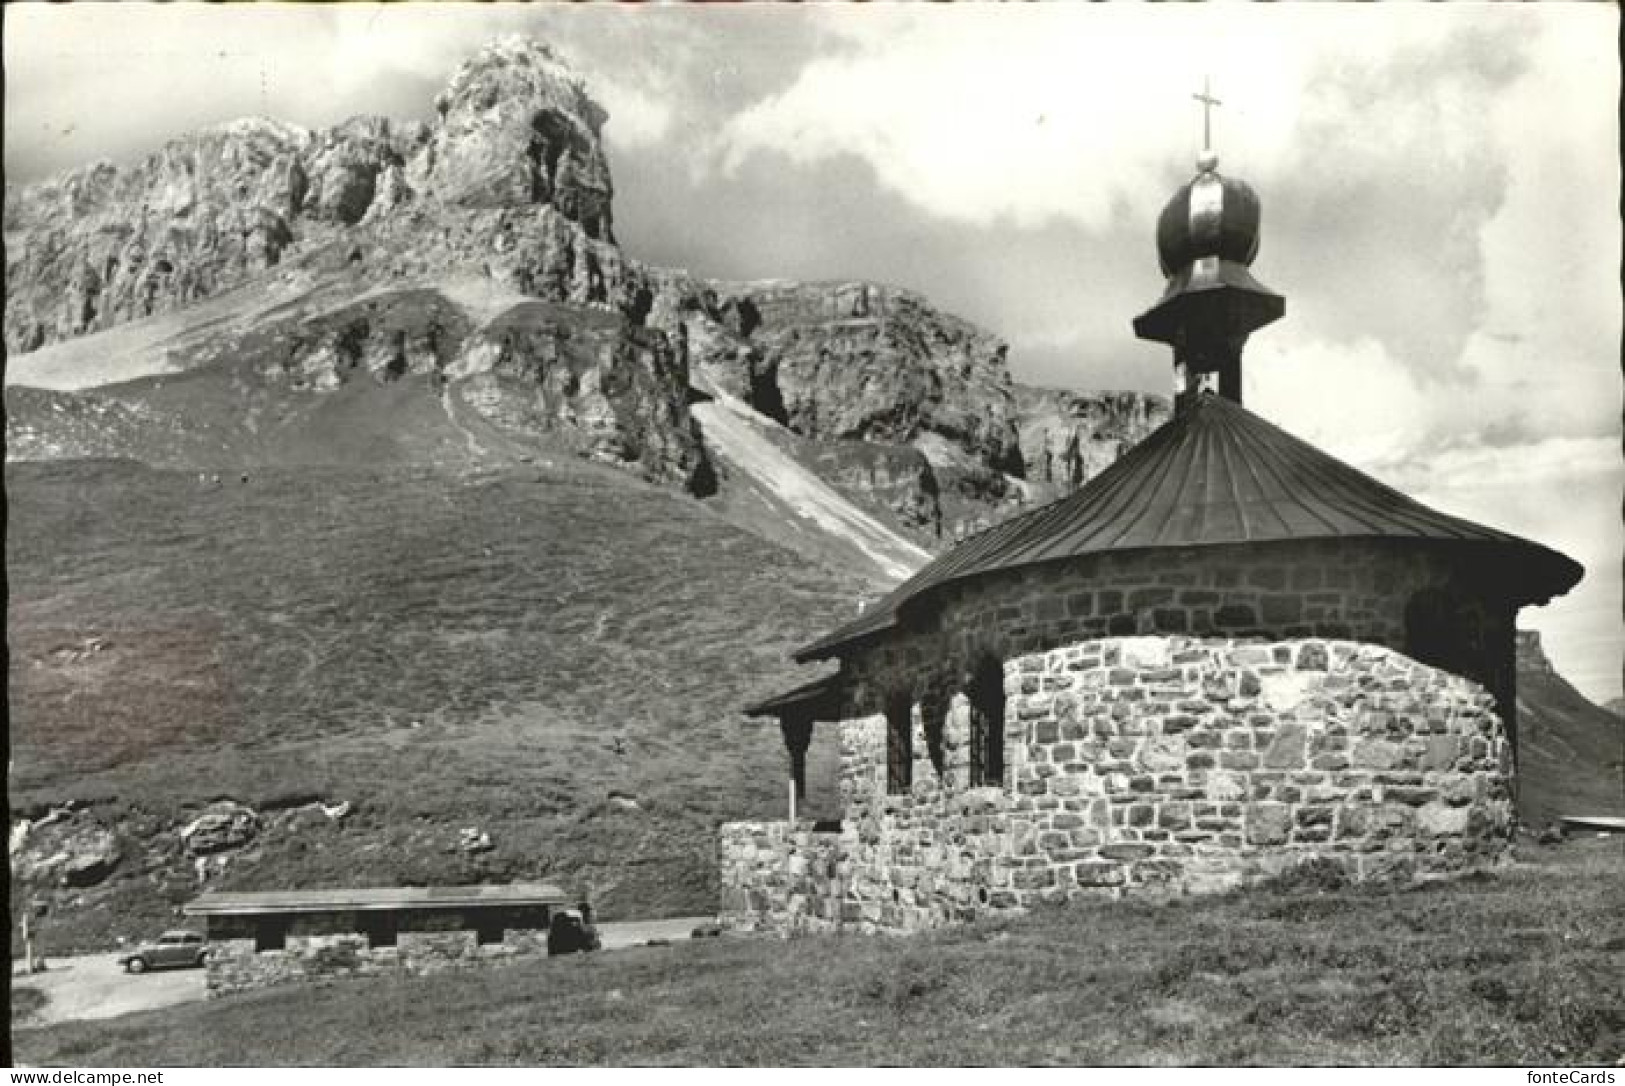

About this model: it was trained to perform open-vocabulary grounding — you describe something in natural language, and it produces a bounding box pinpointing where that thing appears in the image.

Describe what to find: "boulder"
[11,818,122,888]
[179,801,260,855]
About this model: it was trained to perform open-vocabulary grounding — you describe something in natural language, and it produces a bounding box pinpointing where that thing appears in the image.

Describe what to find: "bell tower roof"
[1133,81,1283,411]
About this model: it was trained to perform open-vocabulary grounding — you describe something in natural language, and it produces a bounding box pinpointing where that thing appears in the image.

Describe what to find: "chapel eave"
[792,394,1583,663]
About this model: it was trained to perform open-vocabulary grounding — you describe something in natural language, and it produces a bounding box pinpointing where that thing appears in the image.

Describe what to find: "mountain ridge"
[5,34,1168,573]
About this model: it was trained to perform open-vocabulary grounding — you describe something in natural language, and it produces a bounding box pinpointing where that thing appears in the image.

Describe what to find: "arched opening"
[967,655,1006,788]
[884,691,913,795]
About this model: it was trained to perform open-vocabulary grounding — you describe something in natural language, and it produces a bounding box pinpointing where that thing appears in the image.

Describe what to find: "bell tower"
[1133,80,1284,412]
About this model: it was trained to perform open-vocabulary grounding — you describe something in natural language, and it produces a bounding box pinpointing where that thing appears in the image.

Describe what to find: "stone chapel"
[719,140,1583,935]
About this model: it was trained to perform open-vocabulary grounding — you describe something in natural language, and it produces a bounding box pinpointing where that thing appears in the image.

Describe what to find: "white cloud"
[714,5,1539,231]
[1401,438,1623,702]
[1246,336,1432,470]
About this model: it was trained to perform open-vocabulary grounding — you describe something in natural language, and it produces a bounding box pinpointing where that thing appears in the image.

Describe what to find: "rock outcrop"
[407,36,613,237]
[4,32,1152,537]
[1013,385,1171,504]
[5,120,317,351]
[5,38,709,491]
[11,809,124,889]
[180,801,261,856]
[3,37,618,355]
[674,281,1021,476]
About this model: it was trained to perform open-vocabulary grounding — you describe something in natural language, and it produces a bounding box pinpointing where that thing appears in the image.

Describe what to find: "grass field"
[8,457,865,947]
[13,839,1622,1066]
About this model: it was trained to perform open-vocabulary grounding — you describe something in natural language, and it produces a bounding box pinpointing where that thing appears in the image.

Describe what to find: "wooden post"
[787,777,797,824]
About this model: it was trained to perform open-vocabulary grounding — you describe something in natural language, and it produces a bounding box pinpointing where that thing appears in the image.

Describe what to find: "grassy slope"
[1518,662,1625,826]
[14,841,1623,1066]
[7,457,860,946]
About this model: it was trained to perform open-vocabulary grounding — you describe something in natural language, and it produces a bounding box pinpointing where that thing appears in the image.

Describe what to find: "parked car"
[118,930,208,973]
[546,906,601,956]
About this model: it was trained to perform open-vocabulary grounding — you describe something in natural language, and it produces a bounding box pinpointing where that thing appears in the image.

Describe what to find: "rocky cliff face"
[3,38,618,355]
[674,281,1020,472]
[5,32,1157,542]
[1014,385,1172,504]
[4,38,706,491]
[1513,630,1624,825]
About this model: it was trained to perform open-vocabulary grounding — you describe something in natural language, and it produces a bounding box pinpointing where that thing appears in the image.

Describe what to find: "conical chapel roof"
[794,393,1582,662]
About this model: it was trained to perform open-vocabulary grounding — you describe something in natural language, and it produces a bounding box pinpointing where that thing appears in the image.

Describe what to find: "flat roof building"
[185,883,571,996]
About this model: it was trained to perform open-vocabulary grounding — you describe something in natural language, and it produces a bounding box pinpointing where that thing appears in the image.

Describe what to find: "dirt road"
[13,954,203,1027]
[12,916,715,1028]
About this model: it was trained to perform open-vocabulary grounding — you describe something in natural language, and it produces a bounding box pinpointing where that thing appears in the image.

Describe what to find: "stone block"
[1099,842,1157,862]
[1422,736,1460,771]
[1038,831,1072,851]
[1260,674,1320,713]
[1153,609,1189,633]
[1440,775,1480,806]
[1417,802,1471,836]
[1074,861,1127,887]
[1295,805,1334,828]
[1260,595,1304,624]
[1295,642,1329,670]
[1262,722,1308,768]
[1245,803,1292,845]
[1141,735,1187,772]
[1204,770,1246,801]
[1128,588,1175,610]
[1132,860,1184,884]
[1012,868,1057,890]
[1158,803,1193,830]
[1352,739,1403,770]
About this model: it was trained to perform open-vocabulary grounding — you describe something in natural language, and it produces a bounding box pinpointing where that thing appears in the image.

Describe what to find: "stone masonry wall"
[718,823,847,934]
[843,539,1518,729]
[719,636,1514,935]
[204,913,549,997]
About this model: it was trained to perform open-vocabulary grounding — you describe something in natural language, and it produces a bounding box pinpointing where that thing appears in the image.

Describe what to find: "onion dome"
[1155,153,1263,277]
[1134,152,1284,405]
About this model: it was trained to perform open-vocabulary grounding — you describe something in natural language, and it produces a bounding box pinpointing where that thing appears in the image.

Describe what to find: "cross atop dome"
[1193,76,1222,167]
[1133,84,1282,413]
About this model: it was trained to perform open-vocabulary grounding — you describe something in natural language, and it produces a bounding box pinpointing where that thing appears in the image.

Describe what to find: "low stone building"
[722,142,1582,935]
[185,883,568,996]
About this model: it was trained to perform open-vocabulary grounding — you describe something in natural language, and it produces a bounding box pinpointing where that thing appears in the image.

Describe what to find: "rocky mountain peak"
[1515,629,1554,675]
[410,35,613,234]
[3,34,618,354]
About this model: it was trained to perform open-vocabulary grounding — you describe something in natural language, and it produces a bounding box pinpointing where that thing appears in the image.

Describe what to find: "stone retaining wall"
[720,635,1514,935]
[718,822,847,934]
[204,915,549,997]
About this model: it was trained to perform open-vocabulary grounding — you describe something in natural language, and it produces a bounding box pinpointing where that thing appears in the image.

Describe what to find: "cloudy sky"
[7,3,1621,701]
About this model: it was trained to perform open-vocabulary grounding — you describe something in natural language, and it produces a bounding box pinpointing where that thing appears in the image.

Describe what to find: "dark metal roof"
[796,393,1583,661]
[742,672,845,719]
[184,884,569,916]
